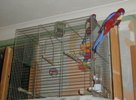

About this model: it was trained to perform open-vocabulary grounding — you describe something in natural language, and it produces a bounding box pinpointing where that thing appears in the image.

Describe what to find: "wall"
[0,0,136,41]
[119,17,136,100]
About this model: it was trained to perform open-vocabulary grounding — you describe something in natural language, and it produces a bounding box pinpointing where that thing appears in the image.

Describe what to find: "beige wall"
[0,0,136,41]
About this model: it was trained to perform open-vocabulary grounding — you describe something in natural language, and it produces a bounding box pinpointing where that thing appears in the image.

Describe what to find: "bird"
[92,8,125,53]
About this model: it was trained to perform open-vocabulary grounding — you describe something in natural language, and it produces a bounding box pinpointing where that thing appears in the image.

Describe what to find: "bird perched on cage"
[92,8,125,53]
[82,14,99,44]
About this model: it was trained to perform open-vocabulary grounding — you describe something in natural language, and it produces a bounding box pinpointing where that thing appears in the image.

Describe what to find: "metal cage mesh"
[8,16,112,100]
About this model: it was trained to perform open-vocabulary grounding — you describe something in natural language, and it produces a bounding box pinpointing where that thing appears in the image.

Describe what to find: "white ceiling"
[0,0,121,27]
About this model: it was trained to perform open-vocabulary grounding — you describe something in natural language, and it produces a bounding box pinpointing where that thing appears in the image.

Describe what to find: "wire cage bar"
[8,16,112,100]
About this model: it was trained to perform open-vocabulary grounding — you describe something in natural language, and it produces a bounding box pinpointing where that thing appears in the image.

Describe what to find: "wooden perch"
[63,52,77,62]
[42,55,54,66]
[63,52,82,64]
[18,87,45,98]
[18,87,32,96]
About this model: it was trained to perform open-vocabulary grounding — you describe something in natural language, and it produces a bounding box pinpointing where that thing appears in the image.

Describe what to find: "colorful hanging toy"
[79,14,99,70]
[82,14,99,44]
[79,42,92,70]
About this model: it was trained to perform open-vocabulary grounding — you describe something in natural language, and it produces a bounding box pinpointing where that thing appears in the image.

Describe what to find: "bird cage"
[8,16,113,100]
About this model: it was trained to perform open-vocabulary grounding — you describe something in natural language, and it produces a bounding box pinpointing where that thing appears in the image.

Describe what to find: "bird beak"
[117,15,124,20]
